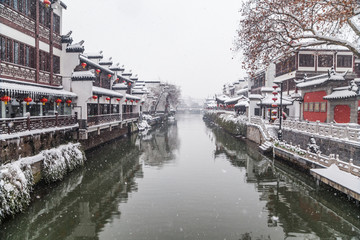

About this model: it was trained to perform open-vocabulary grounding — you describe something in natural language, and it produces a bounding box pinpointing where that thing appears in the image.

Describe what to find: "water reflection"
[1,135,143,240]
[139,122,180,167]
[208,124,360,239]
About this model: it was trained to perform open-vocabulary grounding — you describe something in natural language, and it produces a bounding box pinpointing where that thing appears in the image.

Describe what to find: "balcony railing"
[0,114,77,135]
[1,62,62,85]
[87,113,122,127]
[123,112,139,120]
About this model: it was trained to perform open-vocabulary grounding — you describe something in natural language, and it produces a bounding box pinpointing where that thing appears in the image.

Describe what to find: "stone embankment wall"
[203,112,264,145]
[283,129,360,165]
[0,129,77,165]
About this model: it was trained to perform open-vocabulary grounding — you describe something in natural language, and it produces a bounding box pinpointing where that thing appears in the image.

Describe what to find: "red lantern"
[272,91,278,95]
[271,116,277,120]
[55,99,62,106]
[43,0,51,7]
[128,82,132,86]
[24,97,32,105]
[136,100,139,103]
[81,62,87,69]
[1,96,11,105]
[92,95,98,100]
[271,104,278,108]
[272,97,278,102]
[125,99,128,103]
[141,102,144,105]
[116,78,119,81]
[130,100,134,103]
[116,98,121,102]
[66,99,72,106]
[106,97,111,101]
[40,97,48,105]
[96,69,101,74]
[272,110,278,115]
[273,85,278,89]
[107,74,112,78]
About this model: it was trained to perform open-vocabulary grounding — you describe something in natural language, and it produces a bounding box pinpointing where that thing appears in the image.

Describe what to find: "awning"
[0,79,76,98]
[125,94,141,100]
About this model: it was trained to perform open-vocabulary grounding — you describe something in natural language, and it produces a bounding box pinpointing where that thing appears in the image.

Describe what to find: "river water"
[1,114,360,239]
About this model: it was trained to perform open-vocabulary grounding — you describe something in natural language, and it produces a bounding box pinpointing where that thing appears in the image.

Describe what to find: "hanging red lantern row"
[1,96,11,105]
[24,97,32,105]
[106,97,111,101]
[55,99,62,106]
[66,99,72,106]
[96,69,101,74]
[92,95,98,101]
[43,0,51,8]
[107,74,112,78]
[40,97,48,105]
[81,62,87,69]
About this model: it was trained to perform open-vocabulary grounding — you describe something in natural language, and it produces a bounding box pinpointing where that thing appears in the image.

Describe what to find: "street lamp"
[273,81,284,141]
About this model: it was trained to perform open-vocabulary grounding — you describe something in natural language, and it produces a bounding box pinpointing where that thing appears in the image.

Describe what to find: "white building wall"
[71,81,93,120]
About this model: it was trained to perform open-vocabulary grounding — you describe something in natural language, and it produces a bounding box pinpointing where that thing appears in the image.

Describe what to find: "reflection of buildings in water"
[0,139,143,240]
[139,124,180,167]
[208,125,360,238]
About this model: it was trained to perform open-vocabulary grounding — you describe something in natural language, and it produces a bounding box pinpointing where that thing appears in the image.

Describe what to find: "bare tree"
[235,0,360,74]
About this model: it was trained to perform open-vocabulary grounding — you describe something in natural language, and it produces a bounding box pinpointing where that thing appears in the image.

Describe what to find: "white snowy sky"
[62,0,246,99]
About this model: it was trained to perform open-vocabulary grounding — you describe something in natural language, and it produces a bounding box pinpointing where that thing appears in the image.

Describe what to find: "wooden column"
[49,7,54,85]
[35,0,40,83]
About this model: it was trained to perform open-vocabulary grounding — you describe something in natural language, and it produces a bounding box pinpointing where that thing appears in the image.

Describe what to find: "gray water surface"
[1,114,360,239]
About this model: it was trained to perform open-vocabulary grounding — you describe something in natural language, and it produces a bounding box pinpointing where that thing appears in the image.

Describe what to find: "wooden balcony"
[0,114,77,135]
[123,113,139,120]
[87,113,122,127]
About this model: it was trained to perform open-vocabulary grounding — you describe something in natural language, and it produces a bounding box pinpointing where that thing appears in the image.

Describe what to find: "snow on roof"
[311,164,360,194]
[71,70,96,81]
[235,100,249,107]
[84,51,103,59]
[125,94,141,100]
[248,94,263,99]
[225,96,248,104]
[66,40,85,53]
[109,63,125,72]
[216,95,230,102]
[0,79,76,97]
[112,83,128,90]
[61,31,73,44]
[236,88,248,95]
[79,55,114,75]
[296,70,346,88]
[99,57,113,66]
[92,86,123,98]
[258,94,293,106]
[261,87,274,92]
[144,80,161,83]
[324,89,357,100]
[130,74,138,81]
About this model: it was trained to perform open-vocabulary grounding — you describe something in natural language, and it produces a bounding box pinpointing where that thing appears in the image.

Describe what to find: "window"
[13,41,19,64]
[337,55,352,68]
[304,102,308,111]
[318,55,333,68]
[314,102,320,112]
[19,43,24,65]
[53,55,60,74]
[309,102,314,112]
[299,54,314,67]
[254,108,260,116]
[6,39,12,62]
[53,14,60,34]
[0,36,5,60]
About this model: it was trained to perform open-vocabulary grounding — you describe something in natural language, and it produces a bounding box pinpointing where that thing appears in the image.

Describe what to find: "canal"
[1,114,360,239]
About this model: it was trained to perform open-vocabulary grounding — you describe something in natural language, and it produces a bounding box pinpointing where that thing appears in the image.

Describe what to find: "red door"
[334,105,350,123]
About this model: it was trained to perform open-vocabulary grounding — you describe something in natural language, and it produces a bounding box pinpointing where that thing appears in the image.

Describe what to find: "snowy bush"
[42,143,85,183]
[0,163,34,222]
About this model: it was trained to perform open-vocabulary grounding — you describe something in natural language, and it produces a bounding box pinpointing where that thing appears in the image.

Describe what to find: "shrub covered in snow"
[0,163,34,222]
[43,143,85,183]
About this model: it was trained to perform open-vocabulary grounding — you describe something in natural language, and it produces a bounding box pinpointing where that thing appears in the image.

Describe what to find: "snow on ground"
[311,164,360,194]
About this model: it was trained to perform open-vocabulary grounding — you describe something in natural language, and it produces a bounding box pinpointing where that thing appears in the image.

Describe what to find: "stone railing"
[87,113,122,127]
[250,116,272,140]
[276,141,360,177]
[283,120,360,142]
[0,114,77,135]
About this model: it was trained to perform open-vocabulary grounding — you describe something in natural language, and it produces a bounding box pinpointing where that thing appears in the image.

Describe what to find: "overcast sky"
[62,0,245,99]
